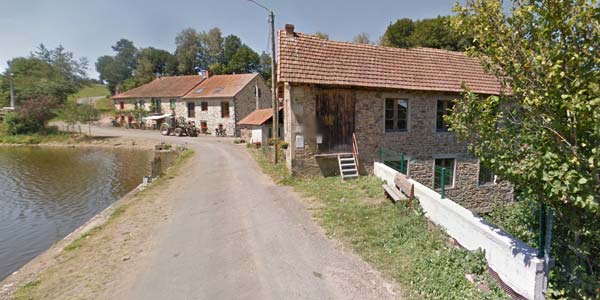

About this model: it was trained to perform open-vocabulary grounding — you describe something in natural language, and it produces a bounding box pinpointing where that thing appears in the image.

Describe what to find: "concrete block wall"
[374,162,545,300]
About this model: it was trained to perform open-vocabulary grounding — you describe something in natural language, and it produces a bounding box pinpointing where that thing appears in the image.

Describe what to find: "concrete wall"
[282,83,513,210]
[374,162,545,300]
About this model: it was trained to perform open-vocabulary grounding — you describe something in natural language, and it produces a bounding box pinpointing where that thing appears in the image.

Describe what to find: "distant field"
[68,84,110,102]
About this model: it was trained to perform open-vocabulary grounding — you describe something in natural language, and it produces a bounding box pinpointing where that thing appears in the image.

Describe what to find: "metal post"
[9,72,15,108]
[537,203,547,258]
[269,11,278,164]
[440,168,446,198]
[400,153,405,174]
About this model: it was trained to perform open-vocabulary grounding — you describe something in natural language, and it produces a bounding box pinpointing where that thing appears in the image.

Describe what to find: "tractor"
[160,116,198,137]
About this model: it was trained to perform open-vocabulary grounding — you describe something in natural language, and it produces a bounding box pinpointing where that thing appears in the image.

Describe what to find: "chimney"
[203,70,211,79]
[285,24,295,36]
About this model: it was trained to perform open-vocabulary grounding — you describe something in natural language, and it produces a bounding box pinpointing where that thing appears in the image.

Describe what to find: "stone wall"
[283,83,513,210]
[234,76,272,136]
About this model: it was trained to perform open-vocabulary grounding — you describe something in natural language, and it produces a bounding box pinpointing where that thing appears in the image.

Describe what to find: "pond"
[0,146,152,280]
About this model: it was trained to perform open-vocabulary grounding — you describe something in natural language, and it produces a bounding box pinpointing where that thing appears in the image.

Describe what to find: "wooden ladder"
[338,153,358,180]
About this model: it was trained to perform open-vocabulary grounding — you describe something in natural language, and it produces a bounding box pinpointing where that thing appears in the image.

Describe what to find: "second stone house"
[180,73,271,136]
[278,24,513,212]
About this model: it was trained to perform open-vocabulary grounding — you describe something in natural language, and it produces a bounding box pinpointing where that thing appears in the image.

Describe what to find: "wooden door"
[316,89,355,153]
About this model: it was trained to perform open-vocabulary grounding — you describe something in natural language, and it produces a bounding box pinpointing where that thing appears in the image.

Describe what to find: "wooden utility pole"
[248,0,278,164]
[269,11,279,163]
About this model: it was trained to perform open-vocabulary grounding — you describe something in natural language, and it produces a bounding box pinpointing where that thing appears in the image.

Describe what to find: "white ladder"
[338,154,358,180]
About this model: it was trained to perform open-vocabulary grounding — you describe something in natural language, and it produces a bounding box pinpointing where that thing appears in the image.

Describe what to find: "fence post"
[440,168,446,199]
[537,203,547,258]
[378,146,382,162]
[400,153,405,174]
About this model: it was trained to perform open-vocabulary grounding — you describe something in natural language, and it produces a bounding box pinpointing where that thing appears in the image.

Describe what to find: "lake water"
[0,146,151,280]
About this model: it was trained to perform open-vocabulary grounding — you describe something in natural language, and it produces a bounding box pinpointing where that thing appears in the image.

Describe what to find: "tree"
[58,102,81,133]
[222,35,242,63]
[227,45,260,74]
[200,27,224,66]
[95,39,138,94]
[381,16,471,50]
[77,103,100,135]
[314,32,329,40]
[258,52,272,87]
[4,96,56,134]
[352,33,371,44]
[175,28,202,75]
[124,47,178,90]
[380,18,414,47]
[450,1,600,298]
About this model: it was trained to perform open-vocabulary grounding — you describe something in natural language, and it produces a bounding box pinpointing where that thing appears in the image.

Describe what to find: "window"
[434,158,455,189]
[257,88,262,98]
[119,102,124,110]
[194,88,205,94]
[169,99,176,110]
[201,101,208,111]
[384,99,408,132]
[213,87,224,94]
[151,98,161,113]
[436,100,454,132]
[479,165,496,185]
[221,101,230,118]
[187,102,196,118]
[139,99,146,109]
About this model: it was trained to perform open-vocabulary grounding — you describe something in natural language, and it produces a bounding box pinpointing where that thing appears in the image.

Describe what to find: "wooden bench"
[383,173,415,204]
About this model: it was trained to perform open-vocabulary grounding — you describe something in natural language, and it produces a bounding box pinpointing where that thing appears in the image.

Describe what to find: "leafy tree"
[32,44,88,82]
[95,39,138,94]
[222,35,242,63]
[200,27,224,66]
[314,32,329,40]
[258,52,272,87]
[381,16,471,50]
[352,33,372,44]
[4,96,56,134]
[450,1,600,298]
[77,103,100,135]
[381,18,414,47]
[175,28,203,75]
[123,47,179,90]
[59,102,81,133]
[227,45,260,74]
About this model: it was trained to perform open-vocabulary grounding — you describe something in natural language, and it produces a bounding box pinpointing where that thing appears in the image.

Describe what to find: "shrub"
[4,96,56,134]
[280,141,289,149]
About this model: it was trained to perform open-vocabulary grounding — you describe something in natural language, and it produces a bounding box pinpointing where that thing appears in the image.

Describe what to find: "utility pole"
[248,0,279,163]
[8,72,15,108]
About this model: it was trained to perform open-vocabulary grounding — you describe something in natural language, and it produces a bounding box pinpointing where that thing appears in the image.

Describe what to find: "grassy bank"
[250,149,508,300]
[11,148,194,300]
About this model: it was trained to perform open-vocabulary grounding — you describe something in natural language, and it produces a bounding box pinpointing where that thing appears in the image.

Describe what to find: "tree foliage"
[449,1,600,298]
[1,44,87,106]
[314,32,329,40]
[95,39,138,94]
[381,16,471,50]
[4,96,57,134]
[352,33,372,44]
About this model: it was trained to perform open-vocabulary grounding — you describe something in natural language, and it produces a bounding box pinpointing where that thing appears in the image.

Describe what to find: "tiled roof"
[183,74,258,99]
[112,75,204,99]
[278,31,505,95]
[237,107,282,126]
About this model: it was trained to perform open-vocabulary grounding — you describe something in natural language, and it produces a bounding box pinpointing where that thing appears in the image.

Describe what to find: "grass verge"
[249,148,508,300]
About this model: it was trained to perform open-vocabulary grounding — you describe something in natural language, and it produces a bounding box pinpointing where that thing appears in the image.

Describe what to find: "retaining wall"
[374,162,545,300]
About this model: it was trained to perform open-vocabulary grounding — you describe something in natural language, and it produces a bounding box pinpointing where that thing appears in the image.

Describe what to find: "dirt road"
[79,127,399,300]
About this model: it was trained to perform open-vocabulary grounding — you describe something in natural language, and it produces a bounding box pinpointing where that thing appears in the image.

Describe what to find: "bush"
[3,96,56,134]
[280,141,289,149]
[485,199,600,299]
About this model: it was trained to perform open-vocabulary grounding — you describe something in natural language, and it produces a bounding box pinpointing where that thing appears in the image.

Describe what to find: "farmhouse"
[278,24,513,211]
[112,73,270,136]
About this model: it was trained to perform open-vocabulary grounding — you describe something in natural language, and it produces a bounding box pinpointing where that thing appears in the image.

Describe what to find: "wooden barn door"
[316,89,355,153]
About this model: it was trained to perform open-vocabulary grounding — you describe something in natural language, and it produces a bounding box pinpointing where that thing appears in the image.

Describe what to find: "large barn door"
[316,89,355,153]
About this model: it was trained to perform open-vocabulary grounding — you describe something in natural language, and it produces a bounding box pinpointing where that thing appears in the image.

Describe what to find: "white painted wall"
[374,162,545,300]
[251,127,262,144]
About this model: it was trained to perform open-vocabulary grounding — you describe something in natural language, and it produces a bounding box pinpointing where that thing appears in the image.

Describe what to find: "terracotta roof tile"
[183,74,258,99]
[277,31,505,95]
[112,75,204,99]
[237,107,282,126]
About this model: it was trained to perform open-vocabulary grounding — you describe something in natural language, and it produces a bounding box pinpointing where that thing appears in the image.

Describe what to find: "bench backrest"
[394,173,414,201]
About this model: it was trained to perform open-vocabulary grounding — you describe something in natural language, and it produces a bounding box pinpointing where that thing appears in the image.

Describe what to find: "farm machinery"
[160,116,198,137]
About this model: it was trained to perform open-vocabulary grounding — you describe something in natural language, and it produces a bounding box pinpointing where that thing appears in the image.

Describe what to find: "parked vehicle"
[160,116,198,137]
[215,124,227,137]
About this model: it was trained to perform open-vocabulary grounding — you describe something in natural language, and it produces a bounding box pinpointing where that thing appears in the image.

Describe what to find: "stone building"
[181,73,271,136]
[112,73,270,136]
[278,24,513,211]
[238,107,284,145]
[112,75,205,115]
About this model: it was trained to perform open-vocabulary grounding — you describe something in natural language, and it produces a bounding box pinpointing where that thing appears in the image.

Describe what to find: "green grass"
[67,84,110,102]
[250,149,509,300]
[13,280,41,300]
[0,130,75,144]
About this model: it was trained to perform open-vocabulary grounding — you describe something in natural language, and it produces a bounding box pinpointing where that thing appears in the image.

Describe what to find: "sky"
[0,0,460,79]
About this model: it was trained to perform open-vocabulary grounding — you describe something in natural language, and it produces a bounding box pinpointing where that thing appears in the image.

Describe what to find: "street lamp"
[248,0,279,164]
